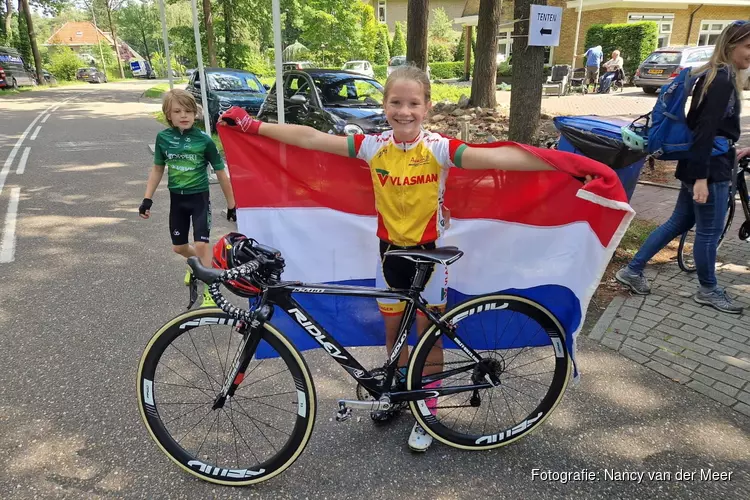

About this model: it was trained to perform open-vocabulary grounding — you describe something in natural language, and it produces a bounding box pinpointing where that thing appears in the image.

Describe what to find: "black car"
[187,67,269,132]
[256,69,390,135]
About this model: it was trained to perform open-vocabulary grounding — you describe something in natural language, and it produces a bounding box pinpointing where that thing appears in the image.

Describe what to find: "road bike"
[137,240,571,486]
[678,157,750,272]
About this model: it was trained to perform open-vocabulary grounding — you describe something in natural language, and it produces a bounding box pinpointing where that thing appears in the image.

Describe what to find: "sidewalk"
[591,183,750,417]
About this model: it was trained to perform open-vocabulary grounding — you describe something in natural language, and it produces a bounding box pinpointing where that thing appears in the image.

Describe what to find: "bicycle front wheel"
[407,294,570,451]
[137,309,316,486]
[678,194,735,273]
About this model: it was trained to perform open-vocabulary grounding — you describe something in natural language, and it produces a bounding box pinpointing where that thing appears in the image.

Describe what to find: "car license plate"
[647,69,664,75]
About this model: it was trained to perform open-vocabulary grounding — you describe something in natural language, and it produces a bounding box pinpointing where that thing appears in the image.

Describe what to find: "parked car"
[0,46,36,89]
[256,69,390,136]
[282,61,316,72]
[633,45,713,94]
[76,67,107,84]
[341,60,375,78]
[32,69,57,86]
[187,67,269,131]
[387,55,431,79]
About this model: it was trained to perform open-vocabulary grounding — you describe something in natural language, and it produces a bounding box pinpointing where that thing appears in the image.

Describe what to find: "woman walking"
[616,21,750,314]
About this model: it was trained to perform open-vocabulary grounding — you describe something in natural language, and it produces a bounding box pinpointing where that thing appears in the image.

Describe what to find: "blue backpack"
[623,68,730,160]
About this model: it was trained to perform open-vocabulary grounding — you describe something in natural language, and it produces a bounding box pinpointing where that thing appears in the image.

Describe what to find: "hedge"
[584,21,658,77]
[373,61,470,81]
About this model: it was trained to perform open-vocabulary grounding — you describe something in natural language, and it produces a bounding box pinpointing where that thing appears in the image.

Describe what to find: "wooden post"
[463,26,472,81]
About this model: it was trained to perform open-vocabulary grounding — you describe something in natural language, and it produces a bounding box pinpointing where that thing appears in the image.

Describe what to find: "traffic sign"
[529,5,562,47]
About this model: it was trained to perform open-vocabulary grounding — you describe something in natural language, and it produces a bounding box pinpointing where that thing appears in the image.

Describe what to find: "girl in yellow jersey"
[220,65,555,452]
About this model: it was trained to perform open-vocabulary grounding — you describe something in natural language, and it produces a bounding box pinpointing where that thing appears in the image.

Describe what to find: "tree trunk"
[139,5,152,69]
[405,0,428,71]
[19,0,42,84]
[462,26,472,81]
[470,0,500,107]
[105,2,125,78]
[223,0,233,67]
[508,0,546,143]
[3,0,12,43]
[202,0,216,67]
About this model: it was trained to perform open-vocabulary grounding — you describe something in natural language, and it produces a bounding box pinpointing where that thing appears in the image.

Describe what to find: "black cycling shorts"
[169,191,211,246]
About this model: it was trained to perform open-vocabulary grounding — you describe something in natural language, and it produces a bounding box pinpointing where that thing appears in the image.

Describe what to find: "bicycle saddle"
[385,246,464,265]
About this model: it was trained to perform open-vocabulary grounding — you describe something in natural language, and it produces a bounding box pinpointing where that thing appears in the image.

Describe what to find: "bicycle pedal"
[336,402,353,422]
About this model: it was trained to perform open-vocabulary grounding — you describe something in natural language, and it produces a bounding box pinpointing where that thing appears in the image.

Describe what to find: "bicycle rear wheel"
[137,309,316,485]
[678,194,735,273]
[406,294,570,451]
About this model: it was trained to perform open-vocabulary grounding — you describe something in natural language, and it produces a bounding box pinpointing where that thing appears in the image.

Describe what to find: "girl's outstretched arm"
[459,144,555,171]
[220,106,349,157]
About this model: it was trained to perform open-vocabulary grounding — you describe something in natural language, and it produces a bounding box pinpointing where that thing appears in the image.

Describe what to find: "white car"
[387,56,431,79]
[341,60,374,78]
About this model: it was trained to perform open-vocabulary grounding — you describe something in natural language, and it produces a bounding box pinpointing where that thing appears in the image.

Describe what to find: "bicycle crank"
[336,397,392,422]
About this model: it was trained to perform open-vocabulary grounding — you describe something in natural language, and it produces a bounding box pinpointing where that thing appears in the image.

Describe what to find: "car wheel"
[642,87,658,94]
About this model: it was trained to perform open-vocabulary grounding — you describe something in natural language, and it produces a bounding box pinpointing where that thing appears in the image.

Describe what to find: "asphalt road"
[0,81,748,499]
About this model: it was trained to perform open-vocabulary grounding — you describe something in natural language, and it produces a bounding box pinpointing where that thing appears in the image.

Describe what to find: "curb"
[637,180,680,190]
[588,295,625,341]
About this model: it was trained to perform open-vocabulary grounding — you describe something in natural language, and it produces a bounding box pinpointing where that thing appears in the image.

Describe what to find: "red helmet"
[212,232,261,297]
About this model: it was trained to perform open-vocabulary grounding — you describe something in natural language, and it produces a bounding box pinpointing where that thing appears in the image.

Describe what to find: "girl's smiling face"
[384,78,430,142]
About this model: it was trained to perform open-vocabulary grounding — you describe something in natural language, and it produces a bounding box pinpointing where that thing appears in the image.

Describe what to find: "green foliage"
[497,62,512,77]
[431,83,470,104]
[391,21,406,57]
[353,2,378,62]
[374,24,390,65]
[584,21,658,76]
[14,10,32,64]
[428,43,453,63]
[428,8,456,43]
[454,28,476,62]
[297,0,369,67]
[82,41,117,79]
[429,61,468,79]
[373,63,387,80]
[48,45,83,81]
[150,52,186,78]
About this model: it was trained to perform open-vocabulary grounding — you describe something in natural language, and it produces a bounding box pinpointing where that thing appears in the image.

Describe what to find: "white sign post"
[529,5,563,47]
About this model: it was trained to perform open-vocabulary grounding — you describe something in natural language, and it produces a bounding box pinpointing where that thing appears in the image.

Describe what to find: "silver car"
[633,46,713,94]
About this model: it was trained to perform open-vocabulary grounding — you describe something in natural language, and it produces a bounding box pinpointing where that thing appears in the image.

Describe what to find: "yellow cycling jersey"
[348,130,467,246]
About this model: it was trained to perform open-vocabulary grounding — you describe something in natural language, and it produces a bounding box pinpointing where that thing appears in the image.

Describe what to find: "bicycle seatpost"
[409,262,432,293]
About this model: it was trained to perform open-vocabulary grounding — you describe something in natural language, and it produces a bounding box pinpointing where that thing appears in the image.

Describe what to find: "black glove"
[227,206,237,222]
[139,198,153,217]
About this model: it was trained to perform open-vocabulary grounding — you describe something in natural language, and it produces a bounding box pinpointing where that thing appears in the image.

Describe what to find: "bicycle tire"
[406,294,570,451]
[678,194,735,273]
[137,308,316,486]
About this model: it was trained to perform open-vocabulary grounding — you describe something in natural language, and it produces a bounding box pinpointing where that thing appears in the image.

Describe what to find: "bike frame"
[226,277,491,404]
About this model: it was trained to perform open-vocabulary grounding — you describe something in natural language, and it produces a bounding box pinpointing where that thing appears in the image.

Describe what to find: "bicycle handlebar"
[187,256,262,321]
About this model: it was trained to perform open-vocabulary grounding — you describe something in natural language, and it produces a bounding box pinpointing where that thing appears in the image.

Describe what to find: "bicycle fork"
[212,324,263,410]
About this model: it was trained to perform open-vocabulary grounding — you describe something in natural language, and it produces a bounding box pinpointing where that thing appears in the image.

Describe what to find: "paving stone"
[725,365,750,382]
[667,313,707,329]
[732,402,750,417]
[644,336,679,352]
[682,350,729,371]
[723,329,750,345]
[654,323,697,342]
[641,303,673,317]
[601,336,622,350]
[710,353,750,372]
[644,297,662,307]
[607,318,631,337]
[661,317,685,329]
[664,336,711,355]
[712,381,740,397]
[616,306,639,321]
[729,325,750,339]
[695,337,740,356]
[627,331,647,341]
[695,365,746,389]
[721,338,750,356]
[639,310,669,323]
[671,364,694,377]
[629,322,651,334]
[692,313,733,330]
[687,380,737,406]
[685,324,724,342]
[624,295,645,308]
[623,337,657,354]
[633,316,658,329]
[663,298,682,307]
[619,347,650,365]
[588,295,625,341]
[679,302,719,317]
[737,391,750,406]
[691,372,717,387]
[647,360,691,384]
[604,332,626,344]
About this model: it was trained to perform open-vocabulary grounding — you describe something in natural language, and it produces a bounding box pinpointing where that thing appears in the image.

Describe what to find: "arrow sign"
[529,5,562,47]
[540,28,553,36]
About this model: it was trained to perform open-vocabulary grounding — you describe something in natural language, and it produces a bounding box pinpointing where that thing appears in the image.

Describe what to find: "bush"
[391,22,406,57]
[48,46,83,81]
[373,64,387,81]
[495,63,551,79]
[428,43,454,63]
[454,28,476,62]
[374,24,390,65]
[584,21,658,76]
[429,61,467,79]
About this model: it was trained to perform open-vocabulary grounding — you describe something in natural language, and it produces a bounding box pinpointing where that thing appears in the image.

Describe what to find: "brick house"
[456,0,750,68]
[44,21,143,63]
[363,0,468,33]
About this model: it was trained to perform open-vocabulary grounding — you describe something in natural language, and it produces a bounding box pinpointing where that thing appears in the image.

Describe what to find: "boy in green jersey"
[139,89,236,307]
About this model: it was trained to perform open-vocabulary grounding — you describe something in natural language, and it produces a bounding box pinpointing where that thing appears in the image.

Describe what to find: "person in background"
[597,50,624,93]
[583,45,603,91]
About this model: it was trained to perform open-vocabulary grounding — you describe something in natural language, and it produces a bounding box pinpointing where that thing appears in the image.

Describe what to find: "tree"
[508,0,546,143]
[3,0,13,44]
[428,7,454,43]
[202,0,216,66]
[19,0,43,83]
[373,23,389,65]
[470,0,500,108]
[117,1,159,69]
[14,1,29,61]
[405,0,427,70]
[391,21,405,56]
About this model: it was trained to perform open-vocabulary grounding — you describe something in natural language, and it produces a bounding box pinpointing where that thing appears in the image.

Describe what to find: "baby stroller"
[569,67,588,94]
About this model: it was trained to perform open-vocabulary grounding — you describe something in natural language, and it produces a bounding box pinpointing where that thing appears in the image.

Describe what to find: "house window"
[497,29,553,65]
[378,0,386,23]
[698,20,734,46]
[628,13,674,48]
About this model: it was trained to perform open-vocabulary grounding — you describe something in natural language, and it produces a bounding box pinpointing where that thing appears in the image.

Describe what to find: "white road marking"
[0,187,21,263]
[30,126,41,141]
[41,113,51,123]
[16,148,30,175]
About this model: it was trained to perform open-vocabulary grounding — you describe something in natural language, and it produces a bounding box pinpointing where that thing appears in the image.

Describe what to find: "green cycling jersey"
[154,126,225,194]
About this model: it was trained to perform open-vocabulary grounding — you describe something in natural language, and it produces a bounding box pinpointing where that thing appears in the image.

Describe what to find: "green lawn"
[143,79,189,98]
[0,79,89,98]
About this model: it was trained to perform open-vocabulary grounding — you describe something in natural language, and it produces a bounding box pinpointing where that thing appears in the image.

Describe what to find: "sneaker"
[615,267,651,295]
[694,288,743,315]
[201,289,217,308]
[408,422,433,452]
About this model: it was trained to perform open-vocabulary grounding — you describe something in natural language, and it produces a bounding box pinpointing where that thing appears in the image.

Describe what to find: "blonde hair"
[693,21,750,105]
[162,89,198,126]
[383,64,431,103]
